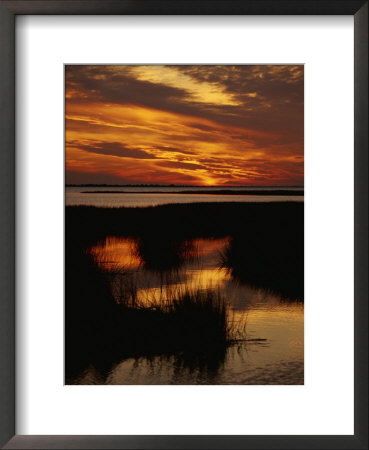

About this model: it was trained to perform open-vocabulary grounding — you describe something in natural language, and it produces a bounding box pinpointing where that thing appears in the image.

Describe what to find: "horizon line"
[66,183,304,188]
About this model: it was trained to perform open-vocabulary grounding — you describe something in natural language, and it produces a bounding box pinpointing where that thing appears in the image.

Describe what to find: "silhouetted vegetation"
[135,237,197,272]
[66,202,303,298]
[66,202,303,383]
[65,246,243,383]
[81,189,303,196]
[220,233,303,300]
[66,201,302,241]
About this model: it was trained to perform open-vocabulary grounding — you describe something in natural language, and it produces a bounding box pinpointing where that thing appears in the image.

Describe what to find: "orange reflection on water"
[89,236,142,270]
[235,302,304,364]
[80,235,304,384]
[134,267,232,305]
[89,236,232,305]
[195,238,228,259]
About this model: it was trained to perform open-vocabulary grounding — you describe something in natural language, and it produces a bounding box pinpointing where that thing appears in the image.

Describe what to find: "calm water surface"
[66,186,304,207]
[74,236,304,385]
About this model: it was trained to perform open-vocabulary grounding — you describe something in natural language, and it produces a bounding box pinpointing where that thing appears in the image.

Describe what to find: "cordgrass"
[66,202,304,299]
[65,249,244,383]
[65,202,303,382]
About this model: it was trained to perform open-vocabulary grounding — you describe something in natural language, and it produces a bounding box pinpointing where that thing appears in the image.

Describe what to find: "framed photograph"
[0,1,367,449]
[65,63,305,388]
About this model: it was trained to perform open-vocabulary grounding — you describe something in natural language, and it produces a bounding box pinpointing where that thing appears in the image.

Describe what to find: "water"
[72,236,304,385]
[66,186,304,207]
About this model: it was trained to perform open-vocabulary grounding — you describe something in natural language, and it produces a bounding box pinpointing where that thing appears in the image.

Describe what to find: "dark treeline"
[80,189,304,196]
[67,183,191,187]
[67,184,304,188]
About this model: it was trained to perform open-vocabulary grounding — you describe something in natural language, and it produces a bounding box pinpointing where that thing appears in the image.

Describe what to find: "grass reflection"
[65,248,245,384]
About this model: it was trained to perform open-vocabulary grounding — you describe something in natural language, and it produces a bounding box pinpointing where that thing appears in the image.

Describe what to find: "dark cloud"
[65,65,303,185]
[71,141,157,159]
[66,65,304,136]
[66,65,187,110]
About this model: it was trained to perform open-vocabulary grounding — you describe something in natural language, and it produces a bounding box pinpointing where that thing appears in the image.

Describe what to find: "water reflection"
[73,235,304,384]
[66,189,304,208]
[90,237,141,269]
[91,236,232,304]
[90,236,301,308]
[74,300,303,385]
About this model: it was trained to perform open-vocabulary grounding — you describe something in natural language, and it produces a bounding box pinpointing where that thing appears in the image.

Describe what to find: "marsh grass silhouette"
[65,247,242,383]
[80,189,303,196]
[66,202,303,298]
[134,236,197,272]
[66,202,303,242]
[219,216,304,299]
[65,202,303,382]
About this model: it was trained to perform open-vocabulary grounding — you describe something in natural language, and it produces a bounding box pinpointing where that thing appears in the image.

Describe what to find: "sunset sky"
[65,65,303,186]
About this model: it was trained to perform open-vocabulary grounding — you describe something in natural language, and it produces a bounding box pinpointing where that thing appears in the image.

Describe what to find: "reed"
[65,249,245,383]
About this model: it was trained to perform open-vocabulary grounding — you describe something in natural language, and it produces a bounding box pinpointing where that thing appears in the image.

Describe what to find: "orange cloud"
[65,65,303,186]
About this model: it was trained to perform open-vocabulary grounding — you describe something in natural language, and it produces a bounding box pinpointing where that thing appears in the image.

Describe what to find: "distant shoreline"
[79,189,304,196]
[67,184,304,188]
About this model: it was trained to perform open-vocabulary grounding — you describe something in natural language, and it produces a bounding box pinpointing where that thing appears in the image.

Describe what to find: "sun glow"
[66,65,303,186]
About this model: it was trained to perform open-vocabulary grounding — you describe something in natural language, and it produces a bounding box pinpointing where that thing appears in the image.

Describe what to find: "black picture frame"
[0,1,367,449]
